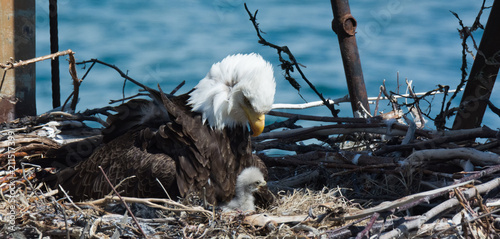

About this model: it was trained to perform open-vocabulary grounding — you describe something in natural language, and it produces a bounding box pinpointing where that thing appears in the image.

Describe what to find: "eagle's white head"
[187,53,276,136]
[223,166,267,211]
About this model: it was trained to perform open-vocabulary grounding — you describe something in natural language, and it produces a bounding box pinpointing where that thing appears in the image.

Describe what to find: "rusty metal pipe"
[330,0,370,116]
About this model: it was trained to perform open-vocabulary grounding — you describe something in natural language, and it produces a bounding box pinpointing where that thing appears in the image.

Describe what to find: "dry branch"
[268,170,320,192]
[97,166,148,238]
[244,3,339,117]
[272,95,349,109]
[380,178,500,238]
[256,123,394,141]
[243,213,310,228]
[332,180,473,221]
[80,196,213,217]
[0,49,75,70]
[375,126,498,155]
[403,148,500,167]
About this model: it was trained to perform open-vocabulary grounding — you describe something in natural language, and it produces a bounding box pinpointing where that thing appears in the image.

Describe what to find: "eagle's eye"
[243,97,251,107]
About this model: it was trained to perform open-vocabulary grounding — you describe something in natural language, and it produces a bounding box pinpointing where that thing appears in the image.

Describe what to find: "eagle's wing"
[58,128,178,201]
[154,91,232,203]
[102,98,169,143]
[153,88,267,204]
[58,88,264,204]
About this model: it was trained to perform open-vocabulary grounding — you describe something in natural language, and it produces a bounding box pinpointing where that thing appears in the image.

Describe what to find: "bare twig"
[268,111,370,123]
[68,53,80,111]
[404,79,425,128]
[58,185,83,213]
[380,178,500,239]
[380,80,399,113]
[374,126,498,155]
[244,3,339,117]
[271,89,458,111]
[355,212,380,239]
[440,3,487,128]
[402,147,500,167]
[333,180,473,221]
[255,121,431,142]
[97,166,149,238]
[76,59,150,91]
[109,93,149,104]
[81,196,213,217]
[0,49,75,70]
[49,196,70,239]
[272,95,349,110]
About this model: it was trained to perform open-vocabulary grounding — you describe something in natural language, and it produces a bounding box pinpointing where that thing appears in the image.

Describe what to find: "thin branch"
[0,49,75,70]
[244,3,339,117]
[380,178,500,239]
[334,180,473,221]
[68,53,80,111]
[268,111,370,123]
[97,166,149,238]
[81,196,213,216]
[272,95,348,110]
[109,93,149,104]
[374,126,498,155]
[76,59,150,91]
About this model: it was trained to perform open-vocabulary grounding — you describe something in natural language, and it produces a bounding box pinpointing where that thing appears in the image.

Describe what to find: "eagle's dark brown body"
[58,91,266,203]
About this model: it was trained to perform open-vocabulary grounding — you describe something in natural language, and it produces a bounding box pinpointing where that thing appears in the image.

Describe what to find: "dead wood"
[0,49,75,70]
[375,126,498,155]
[403,147,500,167]
[332,180,473,221]
[381,178,500,238]
[267,170,320,192]
[243,213,310,228]
[0,135,59,148]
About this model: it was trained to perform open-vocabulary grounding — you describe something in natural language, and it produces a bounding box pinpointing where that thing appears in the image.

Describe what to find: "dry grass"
[0,173,360,238]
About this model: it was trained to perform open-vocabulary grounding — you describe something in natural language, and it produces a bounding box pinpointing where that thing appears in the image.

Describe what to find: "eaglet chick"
[223,167,267,212]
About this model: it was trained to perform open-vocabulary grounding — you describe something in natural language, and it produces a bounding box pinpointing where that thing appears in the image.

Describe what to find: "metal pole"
[0,0,36,122]
[330,0,370,116]
[50,0,60,108]
[452,1,500,130]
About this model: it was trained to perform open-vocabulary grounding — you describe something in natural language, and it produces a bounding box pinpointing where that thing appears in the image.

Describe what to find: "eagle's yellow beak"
[242,106,266,137]
[259,181,267,188]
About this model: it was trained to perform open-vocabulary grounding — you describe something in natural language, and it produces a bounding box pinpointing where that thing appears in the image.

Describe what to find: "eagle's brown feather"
[58,92,264,204]
[56,53,275,204]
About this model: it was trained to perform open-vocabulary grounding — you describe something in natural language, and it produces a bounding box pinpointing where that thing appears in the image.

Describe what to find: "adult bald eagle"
[57,53,276,205]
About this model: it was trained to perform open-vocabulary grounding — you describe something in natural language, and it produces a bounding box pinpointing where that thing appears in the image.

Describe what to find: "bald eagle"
[56,53,276,204]
[223,167,267,211]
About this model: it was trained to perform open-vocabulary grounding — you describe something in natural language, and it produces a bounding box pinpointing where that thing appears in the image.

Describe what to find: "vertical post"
[331,0,370,116]
[49,0,60,108]
[452,1,500,130]
[0,0,36,122]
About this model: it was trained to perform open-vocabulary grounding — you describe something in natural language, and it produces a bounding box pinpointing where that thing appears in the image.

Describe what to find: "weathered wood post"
[0,0,36,122]
[331,0,370,117]
[452,1,500,130]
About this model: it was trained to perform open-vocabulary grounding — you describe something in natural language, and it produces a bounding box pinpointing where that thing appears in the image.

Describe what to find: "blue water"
[34,0,497,129]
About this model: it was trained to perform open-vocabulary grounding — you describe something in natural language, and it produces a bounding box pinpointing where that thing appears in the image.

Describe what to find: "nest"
[2,2,499,238]
[2,100,500,238]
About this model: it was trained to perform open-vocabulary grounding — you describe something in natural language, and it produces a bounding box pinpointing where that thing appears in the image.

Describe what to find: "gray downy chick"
[223,167,267,211]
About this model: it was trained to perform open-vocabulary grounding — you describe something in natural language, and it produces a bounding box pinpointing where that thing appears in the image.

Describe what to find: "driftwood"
[381,178,500,239]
